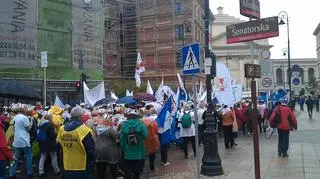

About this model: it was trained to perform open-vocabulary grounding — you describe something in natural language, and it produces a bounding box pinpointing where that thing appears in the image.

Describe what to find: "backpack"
[127,127,138,145]
[37,127,47,142]
[181,112,192,128]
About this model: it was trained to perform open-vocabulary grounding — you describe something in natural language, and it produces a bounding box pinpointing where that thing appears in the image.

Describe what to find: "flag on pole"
[135,51,145,87]
[177,73,187,101]
[157,96,173,146]
[146,80,154,95]
[111,91,118,100]
[54,95,64,109]
[155,77,164,101]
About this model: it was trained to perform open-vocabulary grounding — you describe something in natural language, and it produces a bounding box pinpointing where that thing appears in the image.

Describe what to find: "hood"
[49,106,63,115]
[221,108,231,115]
[122,119,142,134]
[64,120,83,131]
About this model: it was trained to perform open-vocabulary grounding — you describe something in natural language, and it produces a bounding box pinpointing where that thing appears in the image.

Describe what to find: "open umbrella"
[133,93,156,102]
[116,96,136,105]
[94,98,116,107]
[0,80,42,100]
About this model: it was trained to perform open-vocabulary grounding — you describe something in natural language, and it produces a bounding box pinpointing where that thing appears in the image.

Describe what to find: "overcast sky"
[210,0,320,59]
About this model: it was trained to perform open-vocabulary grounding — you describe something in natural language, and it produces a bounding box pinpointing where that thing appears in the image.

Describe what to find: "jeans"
[96,162,118,179]
[9,147,33,177]
[258,117,266,133]
[223,125,234,149]
[278,130,290,155]
[0,160,8,179]
[39,152,60,174]
[182,136,196,157]
[307,107,313,118]
[160,144,168,163]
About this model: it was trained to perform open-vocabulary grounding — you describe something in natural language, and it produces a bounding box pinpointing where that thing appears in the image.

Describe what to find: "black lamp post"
[200,0,223,176]
[278,11,292,101]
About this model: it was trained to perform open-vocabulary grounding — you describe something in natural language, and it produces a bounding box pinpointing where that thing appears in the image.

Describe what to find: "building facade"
[314,22,320,78]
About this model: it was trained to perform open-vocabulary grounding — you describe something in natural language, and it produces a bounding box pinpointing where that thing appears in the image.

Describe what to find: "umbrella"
[94,98,116,107]
[116,96,136,105]
[133,93,156,102]
[0,80,42,100]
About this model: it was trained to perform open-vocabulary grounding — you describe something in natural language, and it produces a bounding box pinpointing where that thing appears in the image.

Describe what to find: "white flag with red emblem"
[135,51,145,87]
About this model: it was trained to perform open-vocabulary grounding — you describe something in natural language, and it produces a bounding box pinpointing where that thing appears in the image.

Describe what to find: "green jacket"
[120,118,148,160]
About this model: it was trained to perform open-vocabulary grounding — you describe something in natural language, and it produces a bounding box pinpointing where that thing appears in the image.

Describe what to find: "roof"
[313,23,320,35]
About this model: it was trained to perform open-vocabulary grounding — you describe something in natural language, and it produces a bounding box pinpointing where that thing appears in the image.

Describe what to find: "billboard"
[226,16,279,44]
[0,0,37,68]
[72,0,104,69]
[240,0,260,19]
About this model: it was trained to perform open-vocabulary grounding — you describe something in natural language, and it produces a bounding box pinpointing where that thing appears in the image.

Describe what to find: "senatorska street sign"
[240,0,260,19]
[226,16,279,44]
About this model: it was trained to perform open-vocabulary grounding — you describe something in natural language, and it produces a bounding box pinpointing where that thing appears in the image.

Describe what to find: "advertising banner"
[72,0,104,69]
[240,0,260,19]
[226,16,279,44]
[0,0,37,68]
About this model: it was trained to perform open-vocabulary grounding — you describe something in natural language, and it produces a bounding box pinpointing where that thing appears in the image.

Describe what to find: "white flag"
[111,91,118,100]
[146,80,154,95]
[83,82,106,107]
[135,51,145,87]
[126,89,131,96]
[155,77,164,101]
[177,73,187,101]
[54,95,64,109]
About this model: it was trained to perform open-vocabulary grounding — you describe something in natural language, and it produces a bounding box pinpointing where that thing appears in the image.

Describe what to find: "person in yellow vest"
[57,106,95,179]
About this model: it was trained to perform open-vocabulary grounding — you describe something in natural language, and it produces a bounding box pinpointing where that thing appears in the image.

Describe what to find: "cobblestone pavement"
[16,109,320,179]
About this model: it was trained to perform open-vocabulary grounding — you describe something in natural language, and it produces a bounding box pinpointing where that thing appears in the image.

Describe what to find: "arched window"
[276,68,283,84]
[300,68,304,83]
[308,68,315,85]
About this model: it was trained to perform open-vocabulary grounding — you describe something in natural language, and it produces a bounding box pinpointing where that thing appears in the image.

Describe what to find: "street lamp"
[278,11,292,102]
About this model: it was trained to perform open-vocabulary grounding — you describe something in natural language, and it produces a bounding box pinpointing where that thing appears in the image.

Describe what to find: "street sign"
[41,51,48,68]
[244,64,261,78]
[226,16,279,44]
[292,77,300,85]
[182,43,200,75]
[240,0,260,19]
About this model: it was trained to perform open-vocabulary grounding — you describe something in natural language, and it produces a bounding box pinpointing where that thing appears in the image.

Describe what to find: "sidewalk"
[148,110,320,179]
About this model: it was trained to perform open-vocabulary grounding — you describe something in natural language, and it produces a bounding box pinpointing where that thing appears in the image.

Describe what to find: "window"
[276,68,283,84]
[175,2,184,15]
[175,25,184,40]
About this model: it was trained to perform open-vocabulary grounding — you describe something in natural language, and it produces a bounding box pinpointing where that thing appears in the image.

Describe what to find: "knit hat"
[70,106,85,118]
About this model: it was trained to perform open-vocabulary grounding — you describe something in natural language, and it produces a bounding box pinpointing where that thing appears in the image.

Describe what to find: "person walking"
[179,104,196,159]
[120,108,147,179]
[315,96,320,112]
[197,103,206,146]
[9,105,34,178]
[221,105,234,149]
[141,107,160,172]
[299,96,305,111]
[257,100,267,133]
[270,102,298,157]
[57,106,95,179]
[37,113,60,177]
[95,116,121,179]
[0,116,14,179]
[306,95,314,119]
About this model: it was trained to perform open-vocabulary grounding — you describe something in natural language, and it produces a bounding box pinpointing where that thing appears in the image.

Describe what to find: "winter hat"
[70,106,85,118]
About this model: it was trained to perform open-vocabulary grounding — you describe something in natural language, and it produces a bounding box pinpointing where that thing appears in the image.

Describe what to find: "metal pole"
[43,67,47,106]
[287,16,292,101]
[192,75,200,179]
[250,16,261,179]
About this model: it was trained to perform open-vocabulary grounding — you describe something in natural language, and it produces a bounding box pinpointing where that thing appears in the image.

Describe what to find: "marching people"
[221,105,235,149]
[179,104,196,159]
[257,100,267,133]
[95,115,122,179]
[270,101,298,157]
[57,106,95,179]
[0,114,14,179]
[119,108,148,179]
[197,102,206,146]
[9,105,34,178]
[141,106,160,172]
[37,113,60,177]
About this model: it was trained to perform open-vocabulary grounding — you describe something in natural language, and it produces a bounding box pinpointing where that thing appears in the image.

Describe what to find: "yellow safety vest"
[57,124,91,171]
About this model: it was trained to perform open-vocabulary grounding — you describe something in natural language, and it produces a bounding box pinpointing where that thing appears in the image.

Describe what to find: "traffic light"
[75,81,81,93]
[81,73,90,83]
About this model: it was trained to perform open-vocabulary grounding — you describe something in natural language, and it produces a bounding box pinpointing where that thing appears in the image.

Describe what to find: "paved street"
[15,109,320,179]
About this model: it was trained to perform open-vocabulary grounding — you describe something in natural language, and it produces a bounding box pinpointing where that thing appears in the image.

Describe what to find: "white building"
[314,23,320,77]
[211,7,272,90]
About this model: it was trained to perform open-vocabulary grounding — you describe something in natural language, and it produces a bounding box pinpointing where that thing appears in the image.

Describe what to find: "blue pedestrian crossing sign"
[182,43,200,75]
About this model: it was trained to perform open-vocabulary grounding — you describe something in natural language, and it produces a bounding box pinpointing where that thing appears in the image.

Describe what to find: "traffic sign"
[262,77,272,88]
[292,77,300,85]
[182,43,200,75]
[41,51,48,68]
[244,64,261,78]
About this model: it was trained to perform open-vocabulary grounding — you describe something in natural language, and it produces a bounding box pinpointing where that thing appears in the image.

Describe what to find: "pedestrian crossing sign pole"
[182,43,200,75]
[182,43,201,179]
